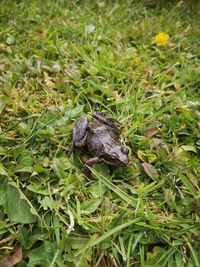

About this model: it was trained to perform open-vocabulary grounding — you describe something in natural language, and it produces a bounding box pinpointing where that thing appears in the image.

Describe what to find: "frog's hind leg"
[83,157,103,177]
[68,117,88,156]
[92,111,121,135]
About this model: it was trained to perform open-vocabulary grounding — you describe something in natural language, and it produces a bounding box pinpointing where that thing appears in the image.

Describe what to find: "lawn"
[0,0,200,266]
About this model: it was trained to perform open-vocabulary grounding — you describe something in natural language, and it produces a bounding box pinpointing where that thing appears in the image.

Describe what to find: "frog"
[69,111,129,176]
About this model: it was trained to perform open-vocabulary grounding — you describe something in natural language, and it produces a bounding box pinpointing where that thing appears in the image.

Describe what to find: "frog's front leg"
[83,157,103,177]
[68,117,88,156]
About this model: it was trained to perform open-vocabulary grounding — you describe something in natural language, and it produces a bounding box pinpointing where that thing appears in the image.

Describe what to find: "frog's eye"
[110,155,116,160]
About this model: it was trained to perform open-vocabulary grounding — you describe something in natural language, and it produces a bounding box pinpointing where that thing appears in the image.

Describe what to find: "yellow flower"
[155,32,170,46]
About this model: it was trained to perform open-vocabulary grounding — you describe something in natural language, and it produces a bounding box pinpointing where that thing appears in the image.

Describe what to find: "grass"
[0,0,200,266]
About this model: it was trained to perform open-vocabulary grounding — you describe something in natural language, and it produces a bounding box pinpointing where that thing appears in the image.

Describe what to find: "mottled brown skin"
[69,112,129,176]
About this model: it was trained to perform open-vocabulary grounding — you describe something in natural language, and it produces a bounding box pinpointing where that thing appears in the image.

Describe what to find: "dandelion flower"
[155,32,170,46]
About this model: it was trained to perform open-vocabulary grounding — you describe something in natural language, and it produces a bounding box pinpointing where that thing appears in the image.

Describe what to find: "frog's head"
[102,146,129,166]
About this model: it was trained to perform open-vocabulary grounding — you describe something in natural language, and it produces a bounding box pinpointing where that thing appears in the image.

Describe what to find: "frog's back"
[91,124,119,152]
[86,129,104,156]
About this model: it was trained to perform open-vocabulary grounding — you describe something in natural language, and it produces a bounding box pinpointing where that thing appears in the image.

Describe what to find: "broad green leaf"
[27,181,48,195]
[67,235,92,250]
[137,150,157,163]
[145,246,167,266]
[5,183,38,223]
[51,157,66,179]
[27,241,55,267]
[56,105,84,126]
[87,182,105,198]
[17,122,30,135]
[74,257,89,267]
[175,253,185,267]
[0,147,9,156]
[80,198,101,214]
[142,162,159,180]
[15,150,34,173]
[181,145,197,154]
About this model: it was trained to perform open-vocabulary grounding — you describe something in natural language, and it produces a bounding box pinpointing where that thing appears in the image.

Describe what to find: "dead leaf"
[152,138,162,147]
[145,128,158,138]
[142,162,159,180]
[10,246,22,265]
